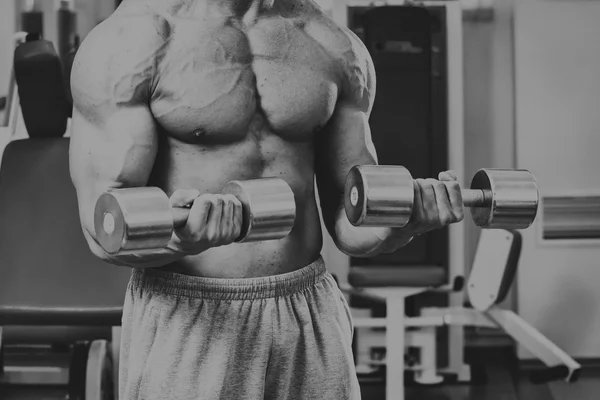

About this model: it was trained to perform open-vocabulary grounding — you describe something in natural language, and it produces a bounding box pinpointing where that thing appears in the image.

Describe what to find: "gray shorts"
[119,256,361,400]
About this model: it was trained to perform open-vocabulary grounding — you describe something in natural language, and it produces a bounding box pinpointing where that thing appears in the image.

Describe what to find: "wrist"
[377,227,416,254]
[167,234,203,256]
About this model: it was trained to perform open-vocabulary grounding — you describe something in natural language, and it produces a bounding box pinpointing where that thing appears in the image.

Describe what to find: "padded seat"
[0,138,131,328]
[349,265,448,288]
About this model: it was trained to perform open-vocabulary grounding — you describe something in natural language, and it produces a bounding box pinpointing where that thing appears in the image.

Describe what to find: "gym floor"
[359,347,597,400]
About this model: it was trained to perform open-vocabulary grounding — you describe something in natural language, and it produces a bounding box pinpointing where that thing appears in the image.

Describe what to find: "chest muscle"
[150,17,339,144]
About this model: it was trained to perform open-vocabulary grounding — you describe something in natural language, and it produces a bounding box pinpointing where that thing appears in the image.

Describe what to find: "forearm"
[330,204,415,258]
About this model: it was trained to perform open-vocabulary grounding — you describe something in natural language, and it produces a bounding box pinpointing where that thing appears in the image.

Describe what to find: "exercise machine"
[0,33,129,399]
[341,229,581,400]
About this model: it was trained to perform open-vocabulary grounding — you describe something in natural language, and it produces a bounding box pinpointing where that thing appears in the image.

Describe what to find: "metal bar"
[112,326,121,400]
[486,308,581,382]
[386,298,405,400]
[0,366,69,385]
[353,316,446,329]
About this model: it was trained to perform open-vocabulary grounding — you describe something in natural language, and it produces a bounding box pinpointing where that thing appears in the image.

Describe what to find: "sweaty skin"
[70,0,453,278]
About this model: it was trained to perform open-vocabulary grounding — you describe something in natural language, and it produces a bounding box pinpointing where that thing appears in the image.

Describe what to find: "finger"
[420,179,438,221]
[170,189,201,208]
[432,180,454,226]
[232,196,244,240]
[443,180,465,222]
[220,194,236,240]
[411,179,437,230]
[410,179,425,225]
[438,170,458,181]
[182,195,212,238]
[206,195,224,243]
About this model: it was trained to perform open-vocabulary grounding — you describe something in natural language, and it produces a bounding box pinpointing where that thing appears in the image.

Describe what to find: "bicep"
[69,106,158,194]
[315,104,378,229]
[70,106,159,234]
[316,27,378,221]
[316,104,377,186]
[69,35,159,236]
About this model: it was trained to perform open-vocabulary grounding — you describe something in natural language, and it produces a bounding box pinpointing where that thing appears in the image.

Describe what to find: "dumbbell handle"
[461,189,492,208]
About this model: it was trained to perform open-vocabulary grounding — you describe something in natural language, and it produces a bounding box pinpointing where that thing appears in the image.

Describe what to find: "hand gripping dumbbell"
[344,165,539,230]
[94,178,296,255]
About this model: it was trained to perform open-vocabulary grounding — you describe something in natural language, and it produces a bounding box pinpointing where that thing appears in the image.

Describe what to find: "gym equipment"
[343,230,581,400]
[344,165,539,230]
[94,178,297,255]
[13,38,69,138]
[0,138,126,399]
[21,9,44,37]
[69,342,91,400]
[85,340,114,400]
[57,0,77,62]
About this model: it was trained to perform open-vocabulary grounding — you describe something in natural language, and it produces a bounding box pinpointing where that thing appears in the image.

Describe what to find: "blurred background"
[0,0,599,399]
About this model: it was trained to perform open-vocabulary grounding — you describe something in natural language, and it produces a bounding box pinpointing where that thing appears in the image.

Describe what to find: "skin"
[69,0,464,279]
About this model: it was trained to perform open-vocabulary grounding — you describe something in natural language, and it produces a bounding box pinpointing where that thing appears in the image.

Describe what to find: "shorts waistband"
[130,256,327,301]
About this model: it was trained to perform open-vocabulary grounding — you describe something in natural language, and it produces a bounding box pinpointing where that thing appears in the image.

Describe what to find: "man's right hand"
[169,189,244,254]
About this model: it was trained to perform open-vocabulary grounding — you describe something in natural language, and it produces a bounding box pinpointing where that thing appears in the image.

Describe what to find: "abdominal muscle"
[151,132,325,279]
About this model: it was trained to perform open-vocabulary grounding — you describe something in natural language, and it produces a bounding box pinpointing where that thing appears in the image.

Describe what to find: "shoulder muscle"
[71,12,168,123]
[305,14,375,113]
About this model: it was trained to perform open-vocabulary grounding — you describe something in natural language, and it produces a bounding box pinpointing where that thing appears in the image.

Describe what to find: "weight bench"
[341,229,581,400]
[0,138,131,399]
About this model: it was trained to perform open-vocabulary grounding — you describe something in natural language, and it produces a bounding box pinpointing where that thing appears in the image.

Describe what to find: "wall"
[462,0,516,310]
[514,0,600,359]
[460,0,600,358]
[39,0,115,45]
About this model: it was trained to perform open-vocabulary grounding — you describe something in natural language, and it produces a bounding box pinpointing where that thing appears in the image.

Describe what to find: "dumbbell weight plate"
[221,178,296,243]
[344,165,414,227]
[94,187,174,255]
[470,169,539,230]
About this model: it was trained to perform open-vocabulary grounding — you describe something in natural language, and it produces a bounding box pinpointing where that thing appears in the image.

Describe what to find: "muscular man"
[69,0,464,398]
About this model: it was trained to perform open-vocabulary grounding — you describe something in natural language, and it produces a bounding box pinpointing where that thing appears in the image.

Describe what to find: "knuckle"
[447,181,461,191]
[193,195,209,206]
[424,180,437,190]
[234,215,243,229]
[440,215,452,226]
[416,179,432,191]
[190,230,203,243]
[206,230,219,244]
[224,194,237,204]
[212,195,224,206]
[455,205,465,220]
[434,181,447,190]
[235,199,243,211]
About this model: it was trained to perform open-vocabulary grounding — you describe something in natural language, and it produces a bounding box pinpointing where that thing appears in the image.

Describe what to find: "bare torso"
[108,0,355,278]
